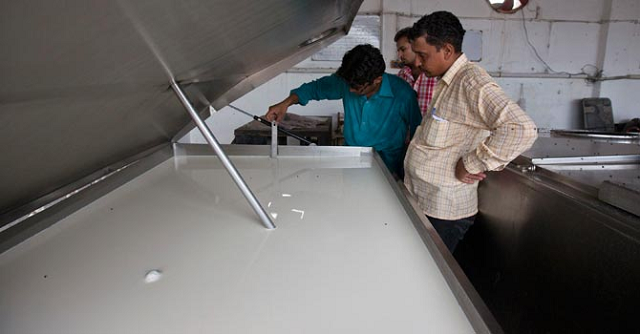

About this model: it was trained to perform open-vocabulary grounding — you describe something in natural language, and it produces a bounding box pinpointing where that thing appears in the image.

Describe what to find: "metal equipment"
[0,1,500,333]
[0,144,500,333]
[0,0,360,222]
[457,131,640,333]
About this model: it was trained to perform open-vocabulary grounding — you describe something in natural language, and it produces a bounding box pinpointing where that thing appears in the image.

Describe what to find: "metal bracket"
[516,164,536,173]
[271,121,278,158]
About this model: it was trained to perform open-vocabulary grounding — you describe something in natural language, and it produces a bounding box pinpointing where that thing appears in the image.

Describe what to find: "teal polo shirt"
[292,73,422,175]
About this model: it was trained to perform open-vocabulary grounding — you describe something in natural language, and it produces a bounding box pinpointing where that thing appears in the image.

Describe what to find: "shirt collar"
[377,73,394,98]
[440,53,468,86]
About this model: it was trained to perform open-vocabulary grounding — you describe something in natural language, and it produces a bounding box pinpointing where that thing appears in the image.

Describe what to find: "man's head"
[337,44,385,97]
[394,27,417,68]
[410,11,465,77]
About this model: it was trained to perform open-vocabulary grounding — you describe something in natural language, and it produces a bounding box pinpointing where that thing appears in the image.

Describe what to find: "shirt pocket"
[421,117,451,148]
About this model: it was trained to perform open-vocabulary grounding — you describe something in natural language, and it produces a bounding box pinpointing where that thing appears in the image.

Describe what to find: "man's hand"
[265,102,288,122]
[455,158,487,184]
[265,94,299,122]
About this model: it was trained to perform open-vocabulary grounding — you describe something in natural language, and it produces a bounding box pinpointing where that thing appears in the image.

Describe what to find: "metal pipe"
[228,104,314,145]
[170,81,276,230]
[532,154,640,165]
[487,71,588,79]
[597,74,640,81]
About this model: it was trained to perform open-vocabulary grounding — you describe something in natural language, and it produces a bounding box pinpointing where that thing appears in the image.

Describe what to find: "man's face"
[396,36,416,67]
[411,35,448,77]
[348,76,382,98]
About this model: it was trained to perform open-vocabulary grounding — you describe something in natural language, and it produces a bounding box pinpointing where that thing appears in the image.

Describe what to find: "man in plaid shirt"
[404,12,537,252]
[395,27,438,116]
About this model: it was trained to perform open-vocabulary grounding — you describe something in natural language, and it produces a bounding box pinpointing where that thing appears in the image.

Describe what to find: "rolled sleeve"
[463,84,538,173]
[291,74,346,106]
[405,95,422,138]
[462,151,486,174]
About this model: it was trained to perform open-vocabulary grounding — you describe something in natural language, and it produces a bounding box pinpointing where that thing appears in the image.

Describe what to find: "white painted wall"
[186,0,640,144]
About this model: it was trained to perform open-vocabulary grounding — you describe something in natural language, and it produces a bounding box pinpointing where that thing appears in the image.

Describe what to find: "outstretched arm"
[265,94,299,122]
[265,74,346,122]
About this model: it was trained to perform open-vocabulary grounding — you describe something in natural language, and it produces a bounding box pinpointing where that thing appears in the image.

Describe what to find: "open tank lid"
[0,0,363,216]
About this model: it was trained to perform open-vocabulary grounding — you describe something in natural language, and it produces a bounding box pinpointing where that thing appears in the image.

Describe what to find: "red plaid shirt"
[397,66,437,116]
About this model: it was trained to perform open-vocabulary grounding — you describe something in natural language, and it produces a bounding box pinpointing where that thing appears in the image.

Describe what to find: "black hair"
[394,27,413,42]
[336,44,385,87]
[410,11,465,53]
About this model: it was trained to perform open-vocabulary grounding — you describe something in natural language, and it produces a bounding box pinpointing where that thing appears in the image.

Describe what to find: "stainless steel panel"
[173,143,372,157]
[541,164,640,191]
[1,0,362,215]
[551,129,640,140]
[598,181,640,217]
[523,135,640,200]
[522,136,640,160]
[0,144,174,254]
[457,164,640,333]
[312,15,381,61]
[532,154,640,165]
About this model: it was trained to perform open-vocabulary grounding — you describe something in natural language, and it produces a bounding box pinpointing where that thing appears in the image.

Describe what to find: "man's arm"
[455,159,486,184]
[458,82,538,181]
[265,74,346,122]
[265,94,299,122]
[403,92,422,139]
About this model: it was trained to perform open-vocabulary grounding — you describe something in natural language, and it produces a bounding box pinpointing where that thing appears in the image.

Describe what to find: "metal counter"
[1,1,502,332]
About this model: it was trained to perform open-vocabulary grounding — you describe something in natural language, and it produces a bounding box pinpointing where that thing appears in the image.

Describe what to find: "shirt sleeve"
[403,92,422,139]
[291,74,346,106]
[462,82,538,174]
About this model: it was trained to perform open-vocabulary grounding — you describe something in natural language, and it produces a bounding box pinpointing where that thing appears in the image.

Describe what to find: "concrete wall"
[186,0,640,144]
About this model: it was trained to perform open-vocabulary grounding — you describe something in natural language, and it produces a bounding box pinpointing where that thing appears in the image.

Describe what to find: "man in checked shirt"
[404,11,538,252]
[395,27,438,116]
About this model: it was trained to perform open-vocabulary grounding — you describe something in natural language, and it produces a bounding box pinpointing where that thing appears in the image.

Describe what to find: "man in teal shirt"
[265,44,422,177]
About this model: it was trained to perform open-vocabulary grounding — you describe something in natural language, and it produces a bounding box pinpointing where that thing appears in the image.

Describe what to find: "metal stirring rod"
[228,104,314,145]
